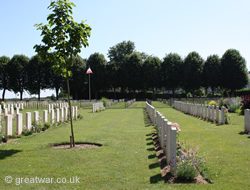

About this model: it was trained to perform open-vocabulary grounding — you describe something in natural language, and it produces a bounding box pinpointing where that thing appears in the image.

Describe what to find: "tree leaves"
[34,0,91,78]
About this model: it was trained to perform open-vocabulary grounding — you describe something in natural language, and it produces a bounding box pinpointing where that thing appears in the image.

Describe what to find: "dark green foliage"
[143,56,161,93]
[7,55,30,100]
[161,53,182,95]
[0,56,10,100]
[108,41,135,65]
[122,52,143,95]
[69,55,87,99]
[203,55,221,95]
[22,128,34,136]
[221,49,248,91]
[182,52,204,95]
[27,55,51,100]
[87,53,107,99]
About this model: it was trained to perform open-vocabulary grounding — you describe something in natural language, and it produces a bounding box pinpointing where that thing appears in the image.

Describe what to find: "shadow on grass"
[238,131,250,138]
[150,174,163,184]
[0,149,22,160]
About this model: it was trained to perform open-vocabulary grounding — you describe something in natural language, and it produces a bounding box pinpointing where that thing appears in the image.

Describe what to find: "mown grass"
[154,101,249,190]
[0,101,248,189]
[0,102,164,189]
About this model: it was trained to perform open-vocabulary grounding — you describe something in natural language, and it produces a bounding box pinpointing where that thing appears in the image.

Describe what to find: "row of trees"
[0,41,248,100]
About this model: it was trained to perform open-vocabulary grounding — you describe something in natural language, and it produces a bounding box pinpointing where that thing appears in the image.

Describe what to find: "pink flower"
[225,109,229,113]
[171,123,181,132]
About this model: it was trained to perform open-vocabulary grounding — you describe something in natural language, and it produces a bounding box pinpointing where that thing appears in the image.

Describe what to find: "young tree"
[221,49,248,95]
[0,56,10,100]
[34,0,91,147]
[8,55,29,100]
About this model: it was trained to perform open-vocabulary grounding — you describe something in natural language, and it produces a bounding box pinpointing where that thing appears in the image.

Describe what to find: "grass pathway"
[154,101,249,190]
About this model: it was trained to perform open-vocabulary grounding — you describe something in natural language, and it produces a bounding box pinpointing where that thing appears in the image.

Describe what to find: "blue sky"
[1,0,249,98]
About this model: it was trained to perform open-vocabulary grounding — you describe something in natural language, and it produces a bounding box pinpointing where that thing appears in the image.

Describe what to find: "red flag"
[86,67,93,74]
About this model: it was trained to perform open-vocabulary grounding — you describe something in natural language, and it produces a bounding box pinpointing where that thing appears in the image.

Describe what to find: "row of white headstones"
[174,101,227,124]
[2,103,78,137]
[146,102,177,175]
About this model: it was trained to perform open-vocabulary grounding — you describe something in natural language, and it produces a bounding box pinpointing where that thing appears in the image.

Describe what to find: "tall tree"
[27,55,51,100]
[8,55,29,100]
[122,52,143,97]
[69,55,87,99]
[182,52,204,95]
[0,56,10,100]
[108,41,135,64]
[221,49,248,94]
[108,41,136,95]
[161,53,182,96]
[143,56,161,96]
[34,0,91,147]
[87,53,107,99]
[203,55,221,95]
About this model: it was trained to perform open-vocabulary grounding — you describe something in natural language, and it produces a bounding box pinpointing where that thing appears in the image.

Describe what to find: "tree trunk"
[20,89,23,100]
[95,91,97,100]
[172,88,175,98]
[66,71,75,147]
[113,87,116,100]
[2,88,6,101]
[212,87,215,97]
[55,88,59,100]
[38,88,41,101]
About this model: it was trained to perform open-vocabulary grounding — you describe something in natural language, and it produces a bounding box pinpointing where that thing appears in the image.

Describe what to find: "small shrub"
[32,121,43,133]
[223,97,241,113]
[101,97,108,107]
[176,160,198,180]
[42,122,51,131]
[206,92,213,98]
[187,92,192,98]
[171,148,207,181]
[22,128,33,136]
[240,95,250,114]
[208,100,217,107]
[1,101,5,108]
[224,109,231,124]
[77,114,83,119]
[1,136,8,143]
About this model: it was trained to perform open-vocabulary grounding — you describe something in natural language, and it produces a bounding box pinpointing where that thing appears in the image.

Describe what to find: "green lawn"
[154,101,249,190]
[0,101,249,189]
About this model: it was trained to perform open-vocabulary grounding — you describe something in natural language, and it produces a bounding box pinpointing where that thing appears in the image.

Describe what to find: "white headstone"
[34,111,39,124]
[170,126,177,175]
[26,112,32,130]
[16,113,23,135]
[5,115,13,136]
[43,110,48,123]
[50,109,55,124]
[56,108,60,123]
[244,109,250,132]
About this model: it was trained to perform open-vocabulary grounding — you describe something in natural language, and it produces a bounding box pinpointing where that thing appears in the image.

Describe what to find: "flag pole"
[86,67,93,101]
[89,73,91,101]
